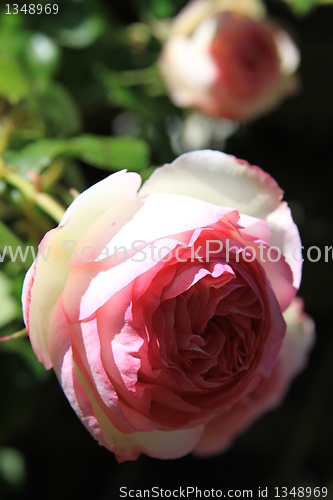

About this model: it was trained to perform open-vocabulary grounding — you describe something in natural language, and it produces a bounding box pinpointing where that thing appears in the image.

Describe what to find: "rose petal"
[171,0,266,37]
[193,297,314,456]
[66,353,204,462]
[110,192,229,251]
[62,195,236,323]
[266,202,302,289]
[160,1,298,121]
[22,171,142,369]
[274,28,300,76]
[280,297,315,378]
[140,150,283,219]
[160,24,218,108]
[62,238,181,322]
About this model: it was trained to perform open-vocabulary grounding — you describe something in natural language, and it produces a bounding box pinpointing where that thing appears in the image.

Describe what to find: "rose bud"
[159,0,300,121]
[22,150,314,462]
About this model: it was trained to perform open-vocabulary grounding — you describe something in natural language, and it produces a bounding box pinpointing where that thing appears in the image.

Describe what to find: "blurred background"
[0,0,332,498]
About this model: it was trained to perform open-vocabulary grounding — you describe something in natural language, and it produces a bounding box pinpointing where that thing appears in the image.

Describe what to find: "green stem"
[3,170,65,223]
[115,65,159,87]
[0,119,13,156]
[0,328,28,342]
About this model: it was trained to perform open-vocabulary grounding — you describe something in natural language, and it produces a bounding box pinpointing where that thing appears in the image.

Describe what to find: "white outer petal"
[22,171,142,369]
[274,28,300,75]
[141,150,302,293]
[160,18,218,108]
[281,297,315,378]
[140,150,283,219]
[172,0,266,36]
[266,202,303,289]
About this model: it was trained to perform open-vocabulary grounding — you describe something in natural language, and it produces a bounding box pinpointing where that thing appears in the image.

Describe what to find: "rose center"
[210,13,279,99]
[173,277,261,385]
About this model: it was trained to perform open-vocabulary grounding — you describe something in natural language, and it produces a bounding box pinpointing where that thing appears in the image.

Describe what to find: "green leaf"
[5,135,150,173]
[69,135,150,171]
[139,166,156,182]
[34,82,82,137]
[0,272,18,329]
[151,0,175,18]
[98,69,156,121]
[0,221,23,253]
[0,29,31,57]
[283,0,333,14]
[57,15,106,48]
[0,55,30,103]
[62,159,87,192]
[0,447,27,489]
[4,139,68,172]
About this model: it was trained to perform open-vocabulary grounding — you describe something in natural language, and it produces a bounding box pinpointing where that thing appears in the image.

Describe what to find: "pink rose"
[22,150,314,462]
[159,0,300,120]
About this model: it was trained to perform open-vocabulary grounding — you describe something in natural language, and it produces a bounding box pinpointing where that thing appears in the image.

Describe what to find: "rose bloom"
[22,150,314,462]
[159,0,300,121]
